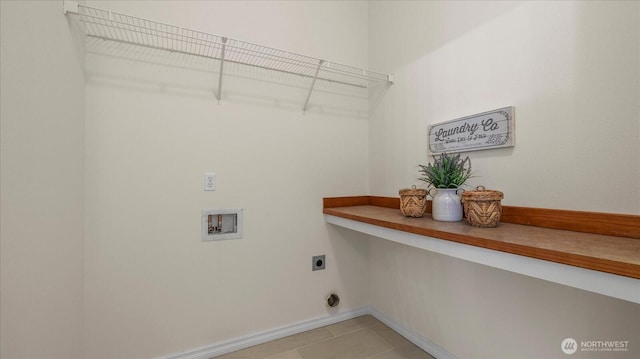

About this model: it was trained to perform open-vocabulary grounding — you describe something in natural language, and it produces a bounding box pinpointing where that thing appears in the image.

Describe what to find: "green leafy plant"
[418,152,473,189]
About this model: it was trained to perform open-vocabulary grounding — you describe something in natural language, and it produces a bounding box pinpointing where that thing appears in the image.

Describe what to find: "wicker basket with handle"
[399,186,428,218]
[461,186,504,227]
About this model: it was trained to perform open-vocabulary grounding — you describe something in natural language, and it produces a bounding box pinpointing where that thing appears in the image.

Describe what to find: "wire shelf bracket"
[63,1,393,111]
[217,37,227,102]
[303,60,324,112]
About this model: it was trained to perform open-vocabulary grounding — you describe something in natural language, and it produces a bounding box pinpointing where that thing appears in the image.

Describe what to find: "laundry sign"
[428,106,515,154]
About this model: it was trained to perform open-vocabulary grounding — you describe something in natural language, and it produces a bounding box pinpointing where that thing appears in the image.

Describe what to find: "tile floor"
[214,315,435,359]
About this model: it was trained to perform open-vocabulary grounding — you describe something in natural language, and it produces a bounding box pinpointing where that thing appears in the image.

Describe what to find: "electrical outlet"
[204,173,216,191]
[312,255,326,271]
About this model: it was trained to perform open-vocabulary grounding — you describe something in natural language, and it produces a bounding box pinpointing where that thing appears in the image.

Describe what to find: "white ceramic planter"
[431,188,463,222]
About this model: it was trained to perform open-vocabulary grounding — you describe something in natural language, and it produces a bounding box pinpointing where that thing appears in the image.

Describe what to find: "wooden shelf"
[323,196,640,303]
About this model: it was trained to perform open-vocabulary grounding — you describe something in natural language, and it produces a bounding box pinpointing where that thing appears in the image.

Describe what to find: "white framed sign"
[428,106,515,154]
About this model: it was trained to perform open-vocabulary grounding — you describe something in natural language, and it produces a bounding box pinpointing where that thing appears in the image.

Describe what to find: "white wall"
[368,1,640,358]
[370,237,639,359]
[370,0,640,214]
[82,1,371,357]
[0,1,85,358]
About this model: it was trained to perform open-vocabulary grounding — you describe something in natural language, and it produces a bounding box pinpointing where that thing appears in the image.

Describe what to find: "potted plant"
[418,152,473,221]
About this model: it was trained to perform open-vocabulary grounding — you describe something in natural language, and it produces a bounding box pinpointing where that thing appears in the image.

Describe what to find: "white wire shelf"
[64,2,393,111]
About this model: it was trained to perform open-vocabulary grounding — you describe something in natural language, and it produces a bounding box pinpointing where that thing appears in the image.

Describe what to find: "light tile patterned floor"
[215,315,435,359]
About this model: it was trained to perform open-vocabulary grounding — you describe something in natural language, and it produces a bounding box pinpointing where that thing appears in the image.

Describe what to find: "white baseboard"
[157,307,370,359]
[158,306,457,359]
[368,307,458,359]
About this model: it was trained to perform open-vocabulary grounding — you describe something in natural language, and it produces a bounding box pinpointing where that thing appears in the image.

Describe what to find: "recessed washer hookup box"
[201,208,243,241]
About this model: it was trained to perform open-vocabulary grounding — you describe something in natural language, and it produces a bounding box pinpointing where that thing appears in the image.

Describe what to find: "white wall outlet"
[204,173,216,191]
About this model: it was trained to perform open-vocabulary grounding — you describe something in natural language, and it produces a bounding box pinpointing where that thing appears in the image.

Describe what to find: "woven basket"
[461,186,504,227]
[399,186,428,218]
